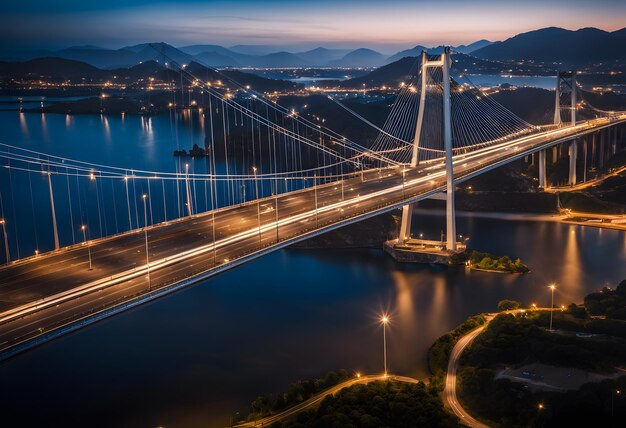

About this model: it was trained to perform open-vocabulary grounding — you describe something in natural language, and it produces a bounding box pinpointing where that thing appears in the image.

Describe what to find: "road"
[0,115,624,359]
[233,374,422,427]
[444,317,493,428]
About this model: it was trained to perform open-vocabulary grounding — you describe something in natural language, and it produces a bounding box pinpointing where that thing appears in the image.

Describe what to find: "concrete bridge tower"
[399,48,457,251]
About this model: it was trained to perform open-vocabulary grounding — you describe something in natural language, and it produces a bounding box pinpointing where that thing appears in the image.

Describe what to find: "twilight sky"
[1,0,625,53]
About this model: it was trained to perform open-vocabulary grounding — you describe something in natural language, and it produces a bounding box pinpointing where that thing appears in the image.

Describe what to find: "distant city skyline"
[1,0,625,53]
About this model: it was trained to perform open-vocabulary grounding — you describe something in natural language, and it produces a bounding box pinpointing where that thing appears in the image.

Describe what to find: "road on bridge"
[0,115,624,359]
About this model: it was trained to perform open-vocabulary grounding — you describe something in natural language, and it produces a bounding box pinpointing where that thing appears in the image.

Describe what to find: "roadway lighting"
[538,403,544,410]
[81,225,92,270]
[0,219,9,264]
[381,315,389,376]
[549,284,556,331]
[356,372,361,378]
[142,194,151,291]
[253,167,261,244]
[613,389,622,418]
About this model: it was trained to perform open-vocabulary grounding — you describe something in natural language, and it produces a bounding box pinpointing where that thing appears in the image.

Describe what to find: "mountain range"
[2,27,625,70]
[0,41,493,69]
[472,27,626,66]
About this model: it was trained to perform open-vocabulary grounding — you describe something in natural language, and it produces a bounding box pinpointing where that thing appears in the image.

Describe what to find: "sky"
[1,0,625,53]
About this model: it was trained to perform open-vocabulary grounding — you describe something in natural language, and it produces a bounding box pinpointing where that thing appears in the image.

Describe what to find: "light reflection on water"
[0,111,624,427]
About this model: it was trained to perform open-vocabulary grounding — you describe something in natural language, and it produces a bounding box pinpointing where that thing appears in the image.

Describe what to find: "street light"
[81,225,92,270]
[253,166,261,244]
[381,314,389,376]
[142,194,151,290]
[612,389,621,418]
[549,284,556,331]
[0,219,9,264]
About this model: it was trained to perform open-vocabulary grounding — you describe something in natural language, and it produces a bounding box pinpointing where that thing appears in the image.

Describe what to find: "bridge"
[0,47,624,360]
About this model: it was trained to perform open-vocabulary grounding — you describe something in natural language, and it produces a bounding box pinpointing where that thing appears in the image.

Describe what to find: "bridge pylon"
[398,48,457,251]
[554,70,578,186]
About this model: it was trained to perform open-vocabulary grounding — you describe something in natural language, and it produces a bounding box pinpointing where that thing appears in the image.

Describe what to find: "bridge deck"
[0,116,624,358]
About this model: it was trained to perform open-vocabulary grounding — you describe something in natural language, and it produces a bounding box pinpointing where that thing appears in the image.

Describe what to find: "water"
[0,111,625,427]
[466,74,557,90]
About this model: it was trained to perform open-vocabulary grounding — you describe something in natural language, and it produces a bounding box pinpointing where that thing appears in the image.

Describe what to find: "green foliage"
[584,280,626,320]
[457,279,626,426]
[462,313,626,371]
[452,250,529,273]
[497,300,521,311]
[278,380,461,427]
[566,303,588,319]
[427,314,487,376]
[249,369,353,420]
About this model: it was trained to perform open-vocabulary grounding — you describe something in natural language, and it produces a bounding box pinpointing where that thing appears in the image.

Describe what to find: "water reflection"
[19,112,29,136]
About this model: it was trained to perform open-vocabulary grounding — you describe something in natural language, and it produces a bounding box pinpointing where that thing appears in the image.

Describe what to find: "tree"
[497,300,521,311]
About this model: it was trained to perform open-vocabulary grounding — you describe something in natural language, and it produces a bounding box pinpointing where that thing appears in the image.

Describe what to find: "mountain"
[178,44,238,57]
[194,51,240,67]
[296,47,351,65]
[48,46,138,68]
[455,39,492,54]
[0,57,107,80]
[385,45,429,63]
[134,42,192,66]
[338,56,419,87]
[228,45,278,56]
[386,40,492,63]
[472,27,626,65]
[251,51,309,67]
[330,48,387,67]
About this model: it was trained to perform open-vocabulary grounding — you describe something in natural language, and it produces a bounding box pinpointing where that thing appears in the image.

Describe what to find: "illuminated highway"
[0,114,624,359]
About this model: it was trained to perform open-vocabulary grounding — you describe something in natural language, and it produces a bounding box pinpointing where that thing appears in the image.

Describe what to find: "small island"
[452,249,530,273]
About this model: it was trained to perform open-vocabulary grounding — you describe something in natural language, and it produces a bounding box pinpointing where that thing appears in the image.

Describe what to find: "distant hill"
[194,51,240,67]
[385,40,492,63]
[336,53,551,88]
[330,48,387,67]
[455,39,492,54]
[296,47,351,66]
[385,45,429,64]
[0,57,107,81]
[472,27,626,66]
[338,56,420,87]
[0,56,302,92]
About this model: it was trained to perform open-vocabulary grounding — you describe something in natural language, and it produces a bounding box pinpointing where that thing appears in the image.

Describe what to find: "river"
[0,110,625,427]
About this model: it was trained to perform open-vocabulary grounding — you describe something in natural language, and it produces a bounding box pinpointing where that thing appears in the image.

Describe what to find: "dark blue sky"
[2,0,624,52]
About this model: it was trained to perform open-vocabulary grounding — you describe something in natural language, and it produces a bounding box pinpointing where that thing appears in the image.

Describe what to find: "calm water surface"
[0,111,625,427]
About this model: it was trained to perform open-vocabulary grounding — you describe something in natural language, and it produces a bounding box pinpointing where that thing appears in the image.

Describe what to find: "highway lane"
[0,116,624,357]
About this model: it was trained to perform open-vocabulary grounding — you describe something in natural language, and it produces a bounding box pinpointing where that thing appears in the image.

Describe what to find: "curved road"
[444,317,493,428]
[234,374,422,427]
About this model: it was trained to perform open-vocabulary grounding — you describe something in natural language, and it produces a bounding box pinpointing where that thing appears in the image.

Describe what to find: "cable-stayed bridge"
[0,47,625,359]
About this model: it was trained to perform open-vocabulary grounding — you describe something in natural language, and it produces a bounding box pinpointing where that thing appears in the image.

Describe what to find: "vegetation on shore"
[427,314,488,384]
[456,279,626,427]
[450,250,529,273]
[255,380,460,427]
[246,370,353,421]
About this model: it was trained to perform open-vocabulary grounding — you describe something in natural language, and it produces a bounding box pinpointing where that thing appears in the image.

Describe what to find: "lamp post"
[381,315,389,376]
[549,284,556,331]
[253,166,261,244]
[142,194,151,290]
[81,225,92,270]
[612,389,621,418]
[0,219,9,264]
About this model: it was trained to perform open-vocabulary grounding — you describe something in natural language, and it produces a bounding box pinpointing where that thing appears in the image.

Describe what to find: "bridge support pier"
[538,150,547,189]
[399,204,414,242]
[568,139,577,186]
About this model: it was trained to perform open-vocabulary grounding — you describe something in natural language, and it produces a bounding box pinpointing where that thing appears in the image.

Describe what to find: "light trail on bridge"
[0,112,624,359]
